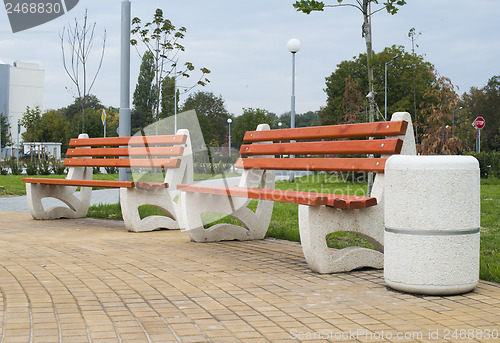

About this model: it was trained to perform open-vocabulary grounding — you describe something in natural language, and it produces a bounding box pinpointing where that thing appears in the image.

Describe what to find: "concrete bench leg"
[26,183,92,220]
[298,204,384,273]
[179,170,275,242]
[180,192,274,242]
[120,187,179,232]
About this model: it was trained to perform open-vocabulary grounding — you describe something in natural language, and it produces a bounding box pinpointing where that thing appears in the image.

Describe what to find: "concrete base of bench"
[179,124,275,242]
[121,187,179,232]
[26,182,92,220]
[299,203,384,274]
[179,168,275,242]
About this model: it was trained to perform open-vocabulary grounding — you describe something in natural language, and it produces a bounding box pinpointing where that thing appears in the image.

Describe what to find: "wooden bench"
[23,130,193,232]
[177,112,416,273]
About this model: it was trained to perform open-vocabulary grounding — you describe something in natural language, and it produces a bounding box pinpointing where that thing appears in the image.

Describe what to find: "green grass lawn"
[1,173,499,283]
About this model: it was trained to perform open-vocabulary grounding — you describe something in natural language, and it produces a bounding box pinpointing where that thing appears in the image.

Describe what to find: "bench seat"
[23,178,169,191]
[177,184,376,209]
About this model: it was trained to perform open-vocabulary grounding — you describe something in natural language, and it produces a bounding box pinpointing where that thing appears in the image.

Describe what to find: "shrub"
[25,158,38,175]
[467,151,500,178]
[38,157,51,175]
[104,166,118,174]
[7,157,22,175]
[0,163,7,175]
[50,158,67,175]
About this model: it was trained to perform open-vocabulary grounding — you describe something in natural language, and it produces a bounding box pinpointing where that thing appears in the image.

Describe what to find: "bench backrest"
[236,116,411,174]
[63,130,194,188]
[65,134,188,169]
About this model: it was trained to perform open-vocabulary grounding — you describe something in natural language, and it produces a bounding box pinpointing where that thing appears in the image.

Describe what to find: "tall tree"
[460,76,500,152]
[181,91,230,147]
[39,110,69,146]
[61,94,102,122]
[60,10,106,134]
[131,9,210,131]
[20,106,43,142]
[319,45,435,126]
[1,114,11,149]
[278,111,320,129]
[419,71,460,154]
[132,51,156,133]
[342,75,365,122]
[294,0,406,125]
[232,108,276,148]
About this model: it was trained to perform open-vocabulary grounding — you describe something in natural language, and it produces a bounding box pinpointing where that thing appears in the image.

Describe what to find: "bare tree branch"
[60,9,106,133]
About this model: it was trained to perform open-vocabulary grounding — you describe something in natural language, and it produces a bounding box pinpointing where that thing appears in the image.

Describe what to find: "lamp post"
[452,106,463,138]
[287,38,301,182]
[227,118,232,158]
[17,120,20,167]
[384,55,399,120]
[0,115,2,161]
[119,0,131,182]
[278,122,282,129]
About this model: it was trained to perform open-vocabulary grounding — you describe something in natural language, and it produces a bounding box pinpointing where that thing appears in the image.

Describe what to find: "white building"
[0,60,45,159]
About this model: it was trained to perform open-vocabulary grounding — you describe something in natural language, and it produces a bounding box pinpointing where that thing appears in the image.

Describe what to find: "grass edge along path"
[1,173,498,283]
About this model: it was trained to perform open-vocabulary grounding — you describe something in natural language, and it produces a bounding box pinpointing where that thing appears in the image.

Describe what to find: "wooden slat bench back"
[23,134,187,189]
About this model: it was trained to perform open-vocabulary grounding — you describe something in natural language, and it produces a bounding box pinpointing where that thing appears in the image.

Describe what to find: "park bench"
[177,112,416,273]
[23,130,193,233]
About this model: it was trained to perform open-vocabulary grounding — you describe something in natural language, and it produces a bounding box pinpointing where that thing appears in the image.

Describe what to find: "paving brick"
[0,211,499,343]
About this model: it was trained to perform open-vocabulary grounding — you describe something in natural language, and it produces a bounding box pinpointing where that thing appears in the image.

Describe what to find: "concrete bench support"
[384,155,480,295]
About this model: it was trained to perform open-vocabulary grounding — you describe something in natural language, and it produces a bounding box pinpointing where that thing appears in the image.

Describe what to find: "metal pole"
[0,115,2,161]
[452,107,463,139]
[289,52,296,182]
[291,52,296,130]
[452,110,455,139]
[174,64,177,133]
[384,62,387,121]
[228,122,231,158]
[478,129,481,153]
[119,0,131,182]
[17,121,20,167]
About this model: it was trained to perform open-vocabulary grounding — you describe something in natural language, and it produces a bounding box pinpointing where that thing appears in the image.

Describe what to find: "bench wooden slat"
[177,184,377,209]
[69,134,187,147]
[243,121,408,142]
[63,158,181,168]
[234,157,386,173]
[23,178,135,188]
[23,178,170,190]
[66,146,185,158]
[240,139,402,156]
[178,184,329,206]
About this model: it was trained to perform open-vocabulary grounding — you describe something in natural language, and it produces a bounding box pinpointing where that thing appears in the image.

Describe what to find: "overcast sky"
[1,0,499,117]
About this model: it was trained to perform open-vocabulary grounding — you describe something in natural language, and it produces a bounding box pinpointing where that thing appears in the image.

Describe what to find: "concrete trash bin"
[384,155,480,295]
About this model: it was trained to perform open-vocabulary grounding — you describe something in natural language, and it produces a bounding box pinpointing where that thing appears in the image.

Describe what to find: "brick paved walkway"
[0,211,499,343]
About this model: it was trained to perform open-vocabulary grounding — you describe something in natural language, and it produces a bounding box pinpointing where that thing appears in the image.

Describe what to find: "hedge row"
[466,151,500,178]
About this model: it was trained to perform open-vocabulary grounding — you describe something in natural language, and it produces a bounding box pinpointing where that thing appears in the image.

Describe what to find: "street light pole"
[17,120,20,167]
[287,38,301,182]
[384,55,399,120]
[227,118,232,158]
[119,0,131,182]
[452,106,463,138]
[0,115,2,161]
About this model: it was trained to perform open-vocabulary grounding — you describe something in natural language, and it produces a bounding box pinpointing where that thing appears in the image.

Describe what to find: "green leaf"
[293,0,325,14]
